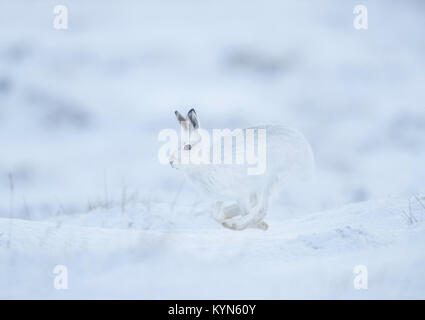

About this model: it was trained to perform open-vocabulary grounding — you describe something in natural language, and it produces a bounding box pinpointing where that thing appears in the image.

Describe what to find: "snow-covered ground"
[0,0,425,298]
[1,194,425,298]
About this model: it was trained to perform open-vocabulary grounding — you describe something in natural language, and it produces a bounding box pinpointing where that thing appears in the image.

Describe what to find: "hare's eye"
[184,144,192,151]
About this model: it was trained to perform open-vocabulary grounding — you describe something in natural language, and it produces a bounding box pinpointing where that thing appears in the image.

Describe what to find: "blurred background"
[1,0,425,220]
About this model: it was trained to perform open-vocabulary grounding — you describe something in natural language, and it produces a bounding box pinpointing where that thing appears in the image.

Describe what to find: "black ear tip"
[174,110,179,115]
[188,108,196,114]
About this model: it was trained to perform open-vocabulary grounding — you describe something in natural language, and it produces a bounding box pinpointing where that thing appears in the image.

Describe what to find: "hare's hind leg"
[221,190,268,231]
[246,193,269,230]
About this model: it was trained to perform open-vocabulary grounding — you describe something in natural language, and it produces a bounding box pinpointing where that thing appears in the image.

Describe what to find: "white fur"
[170,110,315,231]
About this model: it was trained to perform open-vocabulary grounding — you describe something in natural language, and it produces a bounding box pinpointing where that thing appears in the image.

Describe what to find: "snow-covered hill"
[1,194,424,299]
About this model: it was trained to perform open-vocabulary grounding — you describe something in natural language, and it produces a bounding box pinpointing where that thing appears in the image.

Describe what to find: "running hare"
[169,109,315,231]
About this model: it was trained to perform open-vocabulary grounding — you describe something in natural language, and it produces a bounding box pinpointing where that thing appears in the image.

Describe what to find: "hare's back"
[246,124,314,177]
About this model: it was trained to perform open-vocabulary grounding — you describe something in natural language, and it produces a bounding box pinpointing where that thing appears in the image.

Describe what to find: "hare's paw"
[221,221,243,231]
[222,203,242,218]
[222,219,268,231]
[221,215,252,231]
[211,201,242,222]
[220,192,269,231]
[250,220,268,230]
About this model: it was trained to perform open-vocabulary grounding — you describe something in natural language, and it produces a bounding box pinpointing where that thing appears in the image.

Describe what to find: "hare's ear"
[175,110,186,123]
[187,108,199,129]
[175,110,189,129]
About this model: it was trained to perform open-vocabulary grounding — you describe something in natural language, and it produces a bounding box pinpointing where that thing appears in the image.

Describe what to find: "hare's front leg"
[222,191,268,231]
[211,201,242,223]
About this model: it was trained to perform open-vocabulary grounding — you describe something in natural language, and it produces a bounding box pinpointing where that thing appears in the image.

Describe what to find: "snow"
[1,194,425,299]
[1,0,425,298]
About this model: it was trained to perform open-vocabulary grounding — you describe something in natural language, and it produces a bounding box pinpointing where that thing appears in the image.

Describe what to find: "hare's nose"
[169,160,175,168]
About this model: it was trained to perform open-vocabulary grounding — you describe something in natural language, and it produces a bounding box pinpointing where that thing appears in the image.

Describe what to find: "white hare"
[169,109,315,231]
